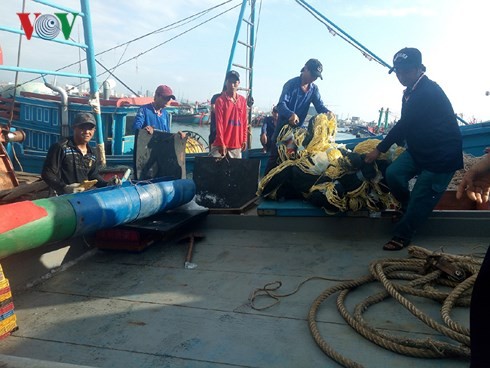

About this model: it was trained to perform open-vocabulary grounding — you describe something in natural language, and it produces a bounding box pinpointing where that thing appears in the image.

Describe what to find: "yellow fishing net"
[258,113,400,213]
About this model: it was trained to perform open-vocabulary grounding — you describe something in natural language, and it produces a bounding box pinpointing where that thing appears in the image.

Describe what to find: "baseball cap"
[225,70,240,82]
[72,112,96,128]
[302,58,323,80]
[155,85,176,100]
[389,47,423,74]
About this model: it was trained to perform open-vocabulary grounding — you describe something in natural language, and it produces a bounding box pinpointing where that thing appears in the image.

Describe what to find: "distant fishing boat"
[168,103,210,126]
[459,120,490,156]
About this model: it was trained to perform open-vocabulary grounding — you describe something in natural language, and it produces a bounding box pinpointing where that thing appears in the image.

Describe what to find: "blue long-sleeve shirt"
[133,103,171,132]
[273,76,330,140]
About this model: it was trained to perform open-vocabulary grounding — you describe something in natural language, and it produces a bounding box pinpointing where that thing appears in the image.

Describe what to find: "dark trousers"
[264,119,289,175]
[471,246,490,367]
[264,143,280,175]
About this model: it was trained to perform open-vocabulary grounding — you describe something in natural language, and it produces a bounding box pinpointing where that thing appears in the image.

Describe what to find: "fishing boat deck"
[0,205,488,368]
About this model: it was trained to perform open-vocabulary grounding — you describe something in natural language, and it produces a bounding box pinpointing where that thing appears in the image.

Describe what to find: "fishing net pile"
[257,113,403,214]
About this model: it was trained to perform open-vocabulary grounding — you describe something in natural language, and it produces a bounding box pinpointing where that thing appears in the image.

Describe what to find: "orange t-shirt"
[213,93,248,149]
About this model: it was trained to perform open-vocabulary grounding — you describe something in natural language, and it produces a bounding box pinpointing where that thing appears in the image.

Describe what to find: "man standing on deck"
[365,47,463,250]
[260,106,279,153]
[264,58,332,174]
[208,87,226,147]
[210,70,248,159]
[41,112,117,195]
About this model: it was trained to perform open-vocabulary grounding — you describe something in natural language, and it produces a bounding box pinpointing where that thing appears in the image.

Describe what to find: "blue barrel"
[69,183,142,236]
[135,179,195,220]
[69,179,195,236]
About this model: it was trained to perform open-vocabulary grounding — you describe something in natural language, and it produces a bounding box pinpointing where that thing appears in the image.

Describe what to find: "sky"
[0,0,489,124]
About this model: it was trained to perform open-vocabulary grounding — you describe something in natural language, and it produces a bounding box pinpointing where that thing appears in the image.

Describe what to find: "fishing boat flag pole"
[80,0,106,166]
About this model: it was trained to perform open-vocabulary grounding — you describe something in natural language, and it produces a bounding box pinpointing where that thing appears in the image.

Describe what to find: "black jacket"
[377,75,463,173]
[41,137,108,194]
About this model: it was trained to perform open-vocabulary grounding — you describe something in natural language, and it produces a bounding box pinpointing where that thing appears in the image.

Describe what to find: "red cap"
[155,85,175,99]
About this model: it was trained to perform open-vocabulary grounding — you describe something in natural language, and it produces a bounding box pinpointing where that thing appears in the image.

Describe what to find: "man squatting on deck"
[41,112,119,195]
[456,153,490,368]
[365,47,463,251]
[264,58,332,175]
[209,70,248,159]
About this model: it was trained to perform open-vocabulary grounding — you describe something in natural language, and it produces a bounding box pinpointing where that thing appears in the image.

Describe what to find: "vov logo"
[17,12,79,40]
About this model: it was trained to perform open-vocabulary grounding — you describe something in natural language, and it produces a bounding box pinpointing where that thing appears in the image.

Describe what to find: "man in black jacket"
[41,112,114,195]
[365,47,463,250]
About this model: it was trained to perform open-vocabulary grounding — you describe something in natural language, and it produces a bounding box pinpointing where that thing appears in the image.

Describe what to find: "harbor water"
[170,122,355,149]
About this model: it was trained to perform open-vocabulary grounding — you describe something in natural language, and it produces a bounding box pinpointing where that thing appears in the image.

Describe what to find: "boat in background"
[167,103,210,126]
[2,87,489,181]
[0,85,384,179]
[0,90,147,174]
[460,120,490,156]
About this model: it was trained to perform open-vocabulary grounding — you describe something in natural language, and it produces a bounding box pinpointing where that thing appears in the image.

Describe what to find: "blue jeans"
[385,151,455,240]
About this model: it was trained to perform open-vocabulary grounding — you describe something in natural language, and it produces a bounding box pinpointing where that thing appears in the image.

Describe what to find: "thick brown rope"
[305,246,478,367]
[250,246,480,367]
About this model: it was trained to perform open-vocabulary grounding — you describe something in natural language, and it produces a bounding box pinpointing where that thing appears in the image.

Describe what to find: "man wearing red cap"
[133,85,175,134]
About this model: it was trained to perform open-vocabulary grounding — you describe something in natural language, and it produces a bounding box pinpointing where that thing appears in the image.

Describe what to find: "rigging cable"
[97,0,237,58]
[101,43,129,86]
[5,0,240,94]
[294,0,391,69]
[86,2,242,87]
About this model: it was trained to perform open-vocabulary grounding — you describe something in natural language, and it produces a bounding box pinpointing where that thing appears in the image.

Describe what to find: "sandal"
[383,236,410,251]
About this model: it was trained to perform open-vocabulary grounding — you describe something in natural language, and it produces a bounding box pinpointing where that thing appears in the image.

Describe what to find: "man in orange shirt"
[210,70,248,158]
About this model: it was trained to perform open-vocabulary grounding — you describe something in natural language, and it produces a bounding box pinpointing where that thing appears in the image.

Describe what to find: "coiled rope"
[250,245,482,367]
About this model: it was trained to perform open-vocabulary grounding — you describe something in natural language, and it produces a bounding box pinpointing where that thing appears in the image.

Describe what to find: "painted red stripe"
[0,201,48,233]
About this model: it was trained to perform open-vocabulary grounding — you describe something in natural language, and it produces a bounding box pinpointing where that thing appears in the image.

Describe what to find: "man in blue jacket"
[365,47,463,250]
[264,58,332,174]
[133,85,175,134]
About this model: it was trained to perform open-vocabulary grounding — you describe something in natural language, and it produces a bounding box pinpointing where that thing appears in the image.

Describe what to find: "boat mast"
[226,0,256,150]
[80,0,105,166]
